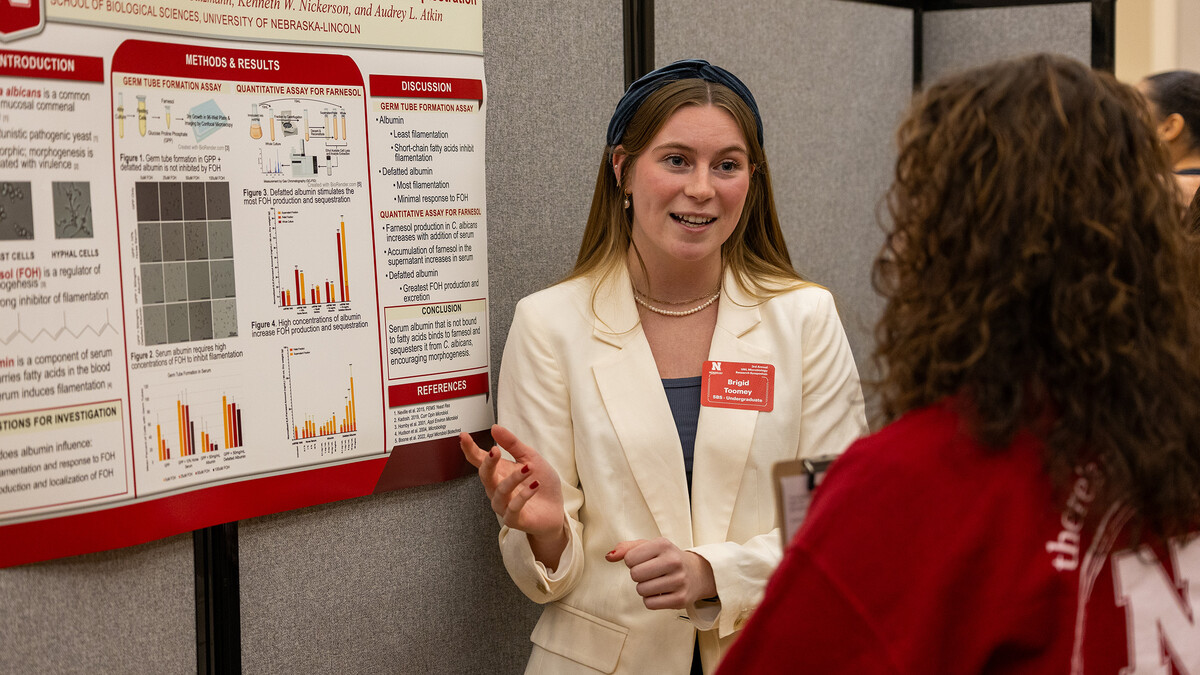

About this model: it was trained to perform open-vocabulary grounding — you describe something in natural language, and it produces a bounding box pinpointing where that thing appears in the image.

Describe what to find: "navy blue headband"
[606,59,764,148]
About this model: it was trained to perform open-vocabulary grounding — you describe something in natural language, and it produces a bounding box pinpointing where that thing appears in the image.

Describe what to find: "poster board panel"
[0,6,491,567]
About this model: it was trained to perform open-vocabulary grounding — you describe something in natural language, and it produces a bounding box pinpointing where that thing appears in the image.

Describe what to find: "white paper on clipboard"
[772,455,838,550]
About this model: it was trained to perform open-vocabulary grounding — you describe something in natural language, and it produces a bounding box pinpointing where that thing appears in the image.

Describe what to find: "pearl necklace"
[633,289,720,317]
[632,284,721,305]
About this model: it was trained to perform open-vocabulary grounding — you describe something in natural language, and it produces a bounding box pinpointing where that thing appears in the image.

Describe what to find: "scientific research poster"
[0,0,489,567]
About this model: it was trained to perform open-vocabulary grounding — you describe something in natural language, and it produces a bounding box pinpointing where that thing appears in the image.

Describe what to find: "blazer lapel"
[691,274,770,544]
[590,267,693,547]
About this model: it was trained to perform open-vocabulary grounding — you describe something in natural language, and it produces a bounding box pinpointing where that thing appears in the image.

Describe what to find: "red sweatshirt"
[718,402,1200,674]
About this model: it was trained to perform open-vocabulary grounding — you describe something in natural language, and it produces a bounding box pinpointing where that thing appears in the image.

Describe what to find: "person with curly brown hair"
[717,53,1200,674]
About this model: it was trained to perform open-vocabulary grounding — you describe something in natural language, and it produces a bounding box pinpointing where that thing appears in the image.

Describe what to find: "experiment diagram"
[250,97,350,178]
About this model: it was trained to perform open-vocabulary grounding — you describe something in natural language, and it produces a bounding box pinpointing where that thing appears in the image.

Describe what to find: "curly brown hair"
[873,53,1200,535]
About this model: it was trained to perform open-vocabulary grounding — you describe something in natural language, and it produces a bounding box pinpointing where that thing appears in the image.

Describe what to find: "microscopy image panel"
[208,220,233,259]
[165,302,190,343]
[186,261,211,300]
[163,262,188,303]
[141,263,165,304]
[159,182,184,221]
[136,182,160,221]
[0,182,34,240]
[206,182,231,219]
[143,304,168,345]
[135,181,236,346]
[185,221,209,260]
[182,182,207,220]
[161,222,185,262]
[210,260,235,299]
[52,182,93,239]
[212,298,237,339]
[188,301,213,341]
[138,222,163,263]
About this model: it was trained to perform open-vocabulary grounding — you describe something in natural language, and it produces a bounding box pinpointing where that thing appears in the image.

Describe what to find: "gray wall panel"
[240,478,537,675]
[0,535,195,674]
[657,0,913,424]
[483,0,626,385]
[923,4,1092,85]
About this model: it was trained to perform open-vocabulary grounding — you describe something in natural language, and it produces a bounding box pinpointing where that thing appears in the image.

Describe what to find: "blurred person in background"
[1141,69,1200,206]
[1185,187,1200,240]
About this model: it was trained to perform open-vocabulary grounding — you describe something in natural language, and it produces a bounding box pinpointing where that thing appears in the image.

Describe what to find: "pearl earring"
[623,194,631,209]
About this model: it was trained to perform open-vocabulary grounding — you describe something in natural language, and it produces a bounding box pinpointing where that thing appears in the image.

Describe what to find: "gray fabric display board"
[923,3,1092,85]
[0,535,195,673]
[658,0,913,422]
[0,2,1098,674]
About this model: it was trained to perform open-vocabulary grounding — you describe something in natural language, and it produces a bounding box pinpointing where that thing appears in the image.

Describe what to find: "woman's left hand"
[606,537,717,610]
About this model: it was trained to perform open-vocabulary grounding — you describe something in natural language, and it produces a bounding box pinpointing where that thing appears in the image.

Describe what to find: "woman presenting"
[460,60,867,674]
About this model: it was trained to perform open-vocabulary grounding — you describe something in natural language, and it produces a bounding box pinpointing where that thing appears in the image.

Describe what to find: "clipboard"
[772,454,839,550]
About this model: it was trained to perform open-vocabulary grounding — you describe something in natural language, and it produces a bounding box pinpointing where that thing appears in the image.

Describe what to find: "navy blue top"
[664,375,709,675]
[662,376,703,492]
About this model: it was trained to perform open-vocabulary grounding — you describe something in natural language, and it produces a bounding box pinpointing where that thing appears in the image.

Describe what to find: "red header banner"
[0,48,104,82]
[370,74,482,104]
[388,372,488,408]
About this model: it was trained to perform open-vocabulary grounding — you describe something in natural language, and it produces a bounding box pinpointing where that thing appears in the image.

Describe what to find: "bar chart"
[281,346,358,447]
[140,380,246,464]
[268,209,351,308]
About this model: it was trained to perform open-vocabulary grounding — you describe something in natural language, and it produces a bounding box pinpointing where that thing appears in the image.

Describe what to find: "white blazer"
[496,266,867,674]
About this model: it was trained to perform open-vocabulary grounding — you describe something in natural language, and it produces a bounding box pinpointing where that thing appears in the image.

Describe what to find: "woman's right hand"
[460,424,569,567]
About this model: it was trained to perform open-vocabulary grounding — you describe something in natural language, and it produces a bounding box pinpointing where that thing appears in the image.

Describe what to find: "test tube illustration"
[269,112,275,141]
[324,112,330,138]
[304,110,310,141]
[340,111,346,140]
[165,104,172,129]
[250,103,263,139]
[116,93,125,138]
[137,95,148,136]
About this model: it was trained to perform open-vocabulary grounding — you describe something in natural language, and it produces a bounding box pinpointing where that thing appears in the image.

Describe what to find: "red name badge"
[701,361,774,412]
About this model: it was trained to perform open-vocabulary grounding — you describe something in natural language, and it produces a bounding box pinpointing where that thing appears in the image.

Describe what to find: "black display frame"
[620,1,1116,88]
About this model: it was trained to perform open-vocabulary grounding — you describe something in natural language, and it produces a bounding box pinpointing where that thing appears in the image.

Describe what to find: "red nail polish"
[488,449,495,459]
[521,465,530,474]
[607,550,616,557]
[530,481,539,490]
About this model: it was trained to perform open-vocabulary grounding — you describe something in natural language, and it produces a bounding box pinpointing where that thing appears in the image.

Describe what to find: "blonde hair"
[569,78,804,301]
